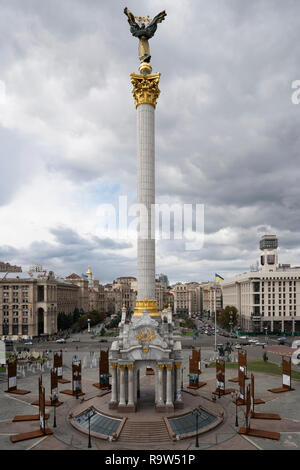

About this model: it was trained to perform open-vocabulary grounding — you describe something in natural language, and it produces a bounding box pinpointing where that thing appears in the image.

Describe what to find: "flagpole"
[214,285,217,352]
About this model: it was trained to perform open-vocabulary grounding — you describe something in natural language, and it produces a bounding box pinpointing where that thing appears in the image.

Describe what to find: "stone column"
[127,364,135,411]
[281,320,285,332]
[119,365,126,407]
[156,364,164,410]
[174,362,184,409]
[166,363,174,409]
[130,72,161,317]
[109,362,118,409]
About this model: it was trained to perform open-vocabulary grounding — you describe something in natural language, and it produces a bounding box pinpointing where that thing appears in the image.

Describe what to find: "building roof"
[66,273,81,279]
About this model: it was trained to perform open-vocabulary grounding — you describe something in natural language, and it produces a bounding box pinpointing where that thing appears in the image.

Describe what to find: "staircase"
[118,419,172,444]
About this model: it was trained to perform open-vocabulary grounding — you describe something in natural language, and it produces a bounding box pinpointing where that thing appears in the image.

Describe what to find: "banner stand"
[10,376,53,443]
[229,350,248,383]
[250,374,280,420]
[238,384,280,440]
[54,350,70,384]
[212,359,235,396]
[268,356,295,393]
[187,349,206,389]
[61,359,85,397]
[93,350,110,390]
[5,360,30,395]
[31,368,63,407]
[234,364,246,405]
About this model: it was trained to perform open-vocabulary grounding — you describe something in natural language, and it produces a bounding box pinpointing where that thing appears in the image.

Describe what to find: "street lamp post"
[231,391,239,427]
[75,383,80,400]
[229,311,233,335]
[192,409,199,448]
[87,408,95,449]
[53,396,57,428]
[264,326,268,344]
[50,393,57,428]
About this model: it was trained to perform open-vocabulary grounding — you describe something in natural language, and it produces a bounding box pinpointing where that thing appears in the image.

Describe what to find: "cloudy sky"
[0,0,300,284]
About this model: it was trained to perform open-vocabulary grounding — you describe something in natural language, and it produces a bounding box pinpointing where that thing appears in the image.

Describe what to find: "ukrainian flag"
[215,273,224,282]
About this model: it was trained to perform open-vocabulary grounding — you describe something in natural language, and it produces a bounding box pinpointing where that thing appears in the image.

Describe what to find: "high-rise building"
[222,234,300,333]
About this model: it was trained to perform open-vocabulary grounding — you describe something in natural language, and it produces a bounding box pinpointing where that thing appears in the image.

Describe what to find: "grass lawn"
[209,360,300,381]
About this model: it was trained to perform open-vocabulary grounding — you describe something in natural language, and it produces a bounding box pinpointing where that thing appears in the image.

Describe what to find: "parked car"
[278,337,286,344]
[56,338,66,344]
[235,344,242,349]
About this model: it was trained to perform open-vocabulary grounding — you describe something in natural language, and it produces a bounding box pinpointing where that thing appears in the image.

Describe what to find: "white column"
[128,365,134,406]
[119,365,126,406]
[137,104,155,301]
[166,364,173,406]
[157,365,164,405]
[110,363,117,404]
[174,362,182,403]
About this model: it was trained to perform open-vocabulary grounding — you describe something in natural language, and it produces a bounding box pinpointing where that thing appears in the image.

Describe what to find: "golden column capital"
[110,362,118,369]
[157,364,165,371]
[130,72,161,109]
[175,362,182,369]
[166,363,173,371]
[119,364,126,371]
[127,364,134,370]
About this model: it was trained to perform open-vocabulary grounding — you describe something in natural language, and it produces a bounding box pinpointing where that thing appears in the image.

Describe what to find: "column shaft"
[157,367,164,405]
[166,366,173,406]
[110,365,117,405]
[137,104,155,301]
[128,367,134,406]
[119,366,126,406]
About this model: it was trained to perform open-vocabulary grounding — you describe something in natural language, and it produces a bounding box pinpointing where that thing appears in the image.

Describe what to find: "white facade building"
[222,235,300,333]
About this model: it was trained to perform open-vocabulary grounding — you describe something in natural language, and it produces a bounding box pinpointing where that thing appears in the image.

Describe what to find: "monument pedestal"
[109,401,118,410]
[174,401,184,410]
[155,404,167,413]
[126,404,137,413]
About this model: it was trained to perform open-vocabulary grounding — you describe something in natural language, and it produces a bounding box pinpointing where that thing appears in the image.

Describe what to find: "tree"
[72,308,81,324]
[57,312,73,331]
[217,306,239,329]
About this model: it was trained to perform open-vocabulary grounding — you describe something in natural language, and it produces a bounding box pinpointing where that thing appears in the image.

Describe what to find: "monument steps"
[118,420,171,443]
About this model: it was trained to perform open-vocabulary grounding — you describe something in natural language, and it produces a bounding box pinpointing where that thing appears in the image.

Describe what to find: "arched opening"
[134,361,157,411]
[38,308,44,336]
